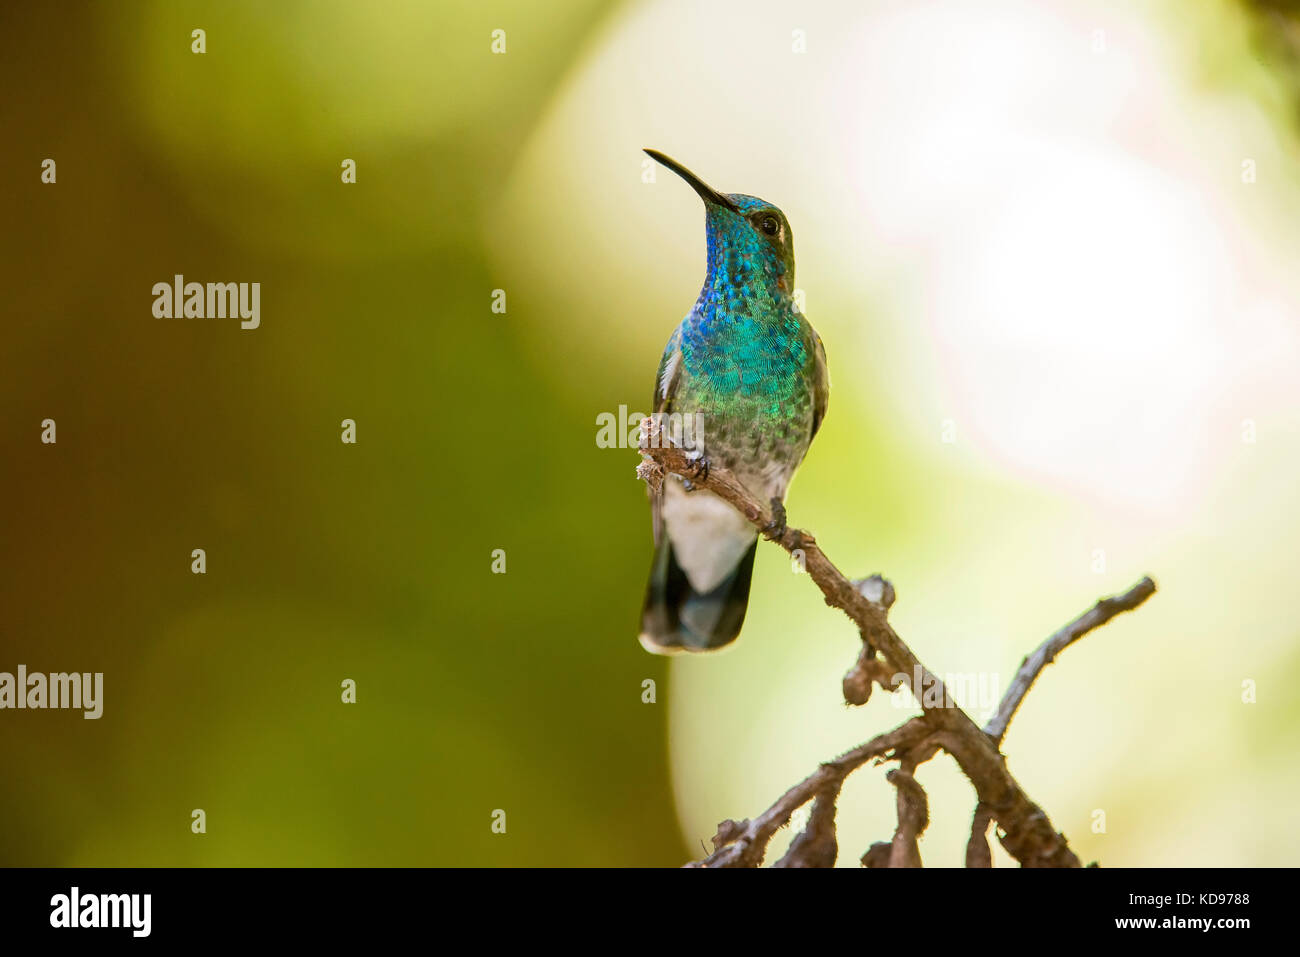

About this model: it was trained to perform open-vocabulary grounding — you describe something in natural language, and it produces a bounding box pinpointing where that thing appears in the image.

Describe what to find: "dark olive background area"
[0,0,685,866]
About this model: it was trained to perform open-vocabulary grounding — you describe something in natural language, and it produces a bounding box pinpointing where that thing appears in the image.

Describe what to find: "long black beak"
[644,149,739,212]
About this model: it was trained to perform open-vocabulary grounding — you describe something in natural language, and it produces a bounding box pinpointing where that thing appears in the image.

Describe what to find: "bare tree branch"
[639,426,1158,868]
[861,842,893,867]
[773,786,841,868]
[966,802,995,868]
[886,768,929,867]
[842,573,897,706]
[688,718,929,868]
[983,577,1158,744]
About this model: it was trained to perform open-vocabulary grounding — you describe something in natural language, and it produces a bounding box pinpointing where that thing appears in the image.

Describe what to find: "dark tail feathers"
[639,537,758,654]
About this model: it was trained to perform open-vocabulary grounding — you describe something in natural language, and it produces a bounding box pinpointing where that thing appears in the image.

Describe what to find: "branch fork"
[639,424,1157,868]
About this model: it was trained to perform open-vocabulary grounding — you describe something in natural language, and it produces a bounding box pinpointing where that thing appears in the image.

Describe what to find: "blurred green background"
[2,0,1299,866]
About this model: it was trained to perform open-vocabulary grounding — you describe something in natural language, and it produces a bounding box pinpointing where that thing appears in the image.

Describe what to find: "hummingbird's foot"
[765,497,789,542]
[683,455,711,488]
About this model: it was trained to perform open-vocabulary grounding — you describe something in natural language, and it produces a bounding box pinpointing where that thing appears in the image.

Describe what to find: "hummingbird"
[639,149,829,655]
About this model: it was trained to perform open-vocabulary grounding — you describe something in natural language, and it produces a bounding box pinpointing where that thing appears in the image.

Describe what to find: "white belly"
[661,479,756,593]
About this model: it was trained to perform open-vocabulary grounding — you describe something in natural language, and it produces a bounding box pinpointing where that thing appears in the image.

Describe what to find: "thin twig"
[773,786,842,868]
[983,577,1158,744]
[886,768,929,867]
[966,803,995,868]
[689,719,929,867]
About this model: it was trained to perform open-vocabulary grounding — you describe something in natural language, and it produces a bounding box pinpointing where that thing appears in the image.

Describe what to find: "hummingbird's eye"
[758,215,780,237]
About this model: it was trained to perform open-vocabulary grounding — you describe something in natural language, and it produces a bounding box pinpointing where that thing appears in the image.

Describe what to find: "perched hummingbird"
[639,149,829,655]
